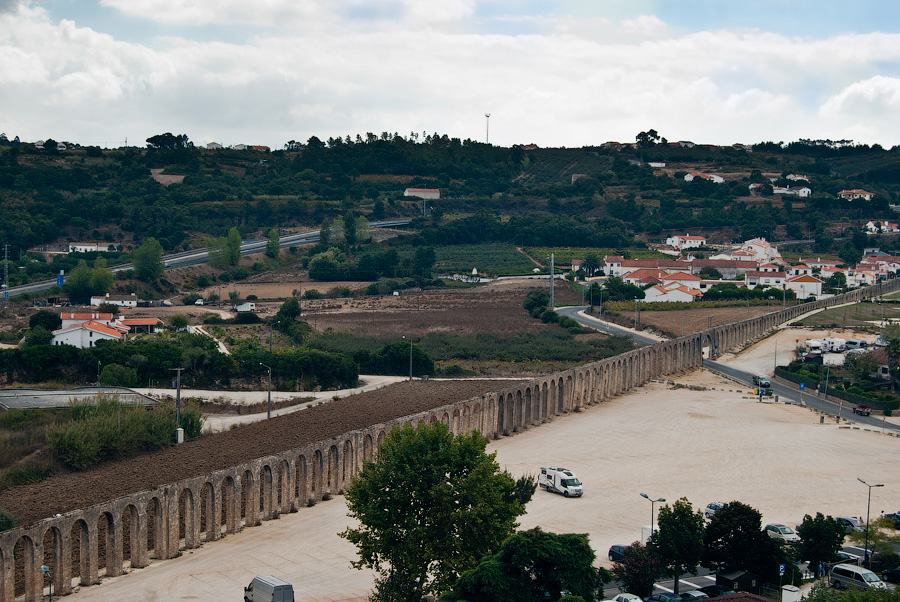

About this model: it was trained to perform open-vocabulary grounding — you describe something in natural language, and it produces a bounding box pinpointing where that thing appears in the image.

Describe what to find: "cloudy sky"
[2,0,900,150]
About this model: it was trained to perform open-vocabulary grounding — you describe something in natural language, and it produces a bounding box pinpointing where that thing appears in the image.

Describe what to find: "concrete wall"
[3,280,898,601]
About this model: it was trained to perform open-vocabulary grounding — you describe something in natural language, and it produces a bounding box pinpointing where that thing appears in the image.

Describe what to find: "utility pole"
[170,367,184,443]
[549,253,555,309]
[2,244,8,308]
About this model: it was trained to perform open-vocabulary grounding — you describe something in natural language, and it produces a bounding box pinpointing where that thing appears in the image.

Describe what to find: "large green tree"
[652,498,706,593]
[440,528,603,602]
[612,542,657,598]
[226,227,243,265]
[341,422,535,602]
[29,309,61,332]
[132,237,165,281]
[702,501,785,584]
[265,228,280,259]
[64,260,113,304]
[796,513,846,578]
[207,236,229,268]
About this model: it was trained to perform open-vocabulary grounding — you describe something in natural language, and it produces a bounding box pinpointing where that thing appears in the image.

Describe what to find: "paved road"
[703,360,900,434]
[556,305,662,346]
[4,220,410,299]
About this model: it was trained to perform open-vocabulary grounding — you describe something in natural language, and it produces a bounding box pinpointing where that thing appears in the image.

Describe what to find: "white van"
[829,564,886,590]
[244,576,295,602]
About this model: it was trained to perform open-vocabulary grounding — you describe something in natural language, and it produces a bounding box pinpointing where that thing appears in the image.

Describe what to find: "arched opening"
[525,388,533,423]
[221,477,236,535]
[14,536,35,599]
[145,498,160,560]
[279,459,292,513]
[259,465,274,519]
[514,391,523,430]
[312,450,324,500]
[363,435,374,462]
[327,445,340,494]
[240,470,255,526]
[376,430,386,448]
[97,511,116,576]
[200,482,216,542]
[342,441,353,489]
[41,526,62,596]
[122,504,140,568]
[70,518,91,587]
[295,456,308,507]
[177,488,195,550]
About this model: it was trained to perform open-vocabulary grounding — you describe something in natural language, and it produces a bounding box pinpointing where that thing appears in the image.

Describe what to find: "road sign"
[799,383,805,390]
[779,564,785,575]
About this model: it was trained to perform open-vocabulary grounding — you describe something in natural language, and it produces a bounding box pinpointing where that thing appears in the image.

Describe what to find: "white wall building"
[665,234,707,250]
[52,321,123,348]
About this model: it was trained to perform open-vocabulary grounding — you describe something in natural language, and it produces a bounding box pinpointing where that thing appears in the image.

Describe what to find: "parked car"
[836,517,865,533]
[845,339,869,350]
[679,591,709,601]
[705,502,725,519]
[846,348,868,357]
[852,405,871,416]
[615,594,642,602]
[752,375,771,388]
[882,567,900,583]
[645,594,683,602]
[765,523,801,543]
[697,586,735,599]
[883,512,900,529]
[834,551,860,565]
[609,544,627,562]
[244,576,295,602]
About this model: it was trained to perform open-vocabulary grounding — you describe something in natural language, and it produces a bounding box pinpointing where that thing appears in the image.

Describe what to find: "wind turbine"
[485,113,491,144]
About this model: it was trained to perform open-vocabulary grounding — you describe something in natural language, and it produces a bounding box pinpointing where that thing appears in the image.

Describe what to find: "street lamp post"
[641,492,665,577]
[260,363,272,419]
[402,336,413,381]
[169,367,183,443]
[858,477,884,568]
[41,564,51,602]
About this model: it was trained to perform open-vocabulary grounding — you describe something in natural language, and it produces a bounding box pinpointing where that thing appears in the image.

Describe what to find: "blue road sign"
[799,383,805,390]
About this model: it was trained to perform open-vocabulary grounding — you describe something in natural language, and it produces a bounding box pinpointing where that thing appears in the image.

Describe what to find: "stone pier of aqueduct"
[3,280,898,601]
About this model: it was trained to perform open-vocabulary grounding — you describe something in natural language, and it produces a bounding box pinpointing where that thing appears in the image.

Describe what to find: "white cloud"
[620,14,667,37]
[4,3,900,148]
[820,75,900,116]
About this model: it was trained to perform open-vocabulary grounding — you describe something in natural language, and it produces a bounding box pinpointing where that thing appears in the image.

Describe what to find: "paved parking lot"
[64,369,899,602]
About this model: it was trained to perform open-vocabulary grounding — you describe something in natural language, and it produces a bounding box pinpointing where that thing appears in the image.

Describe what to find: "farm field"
[794,300,900,329]
[606,305,778,336]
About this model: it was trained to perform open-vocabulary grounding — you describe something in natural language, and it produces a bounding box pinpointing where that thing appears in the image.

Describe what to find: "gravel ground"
[58,367,900,602]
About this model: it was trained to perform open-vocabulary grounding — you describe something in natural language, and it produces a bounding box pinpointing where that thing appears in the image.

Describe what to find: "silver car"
[765,523,800,543]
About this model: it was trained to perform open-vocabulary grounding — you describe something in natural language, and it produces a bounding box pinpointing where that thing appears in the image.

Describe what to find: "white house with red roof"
[90,293,139,308]
[116,318,164,334]
[805,257,841,270]
[712,238,782,264]
[785,274,824,299]
[665,234,707,250]
[60,312,116,329]
[403,188,440,200]
[52,321,124,348]
[847,269,878,288]
[788,264,812,276]
[624,268,665,286]
[643,282,703,302]
[659,272,703,288]
[865,220,899,233]
[602,255,624,276]
[839,189,875,201]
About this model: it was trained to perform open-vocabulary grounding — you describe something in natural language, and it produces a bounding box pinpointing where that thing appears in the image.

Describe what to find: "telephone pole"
[2,244,8,308]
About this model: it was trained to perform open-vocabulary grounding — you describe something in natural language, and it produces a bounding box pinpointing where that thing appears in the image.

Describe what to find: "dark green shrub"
[1,461,52,487]
[99,363,139,387]
[181,293,201,305]
[0,508,15,531]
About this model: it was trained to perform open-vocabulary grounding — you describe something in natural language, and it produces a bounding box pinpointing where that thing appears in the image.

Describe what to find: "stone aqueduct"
[3,280,899,601]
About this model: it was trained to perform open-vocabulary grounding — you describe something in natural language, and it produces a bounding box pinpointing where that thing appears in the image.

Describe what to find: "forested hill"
[1,133,899,261]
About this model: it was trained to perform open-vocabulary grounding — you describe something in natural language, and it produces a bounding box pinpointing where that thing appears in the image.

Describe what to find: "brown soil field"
[613,305,780,337]
[0,380,520,527]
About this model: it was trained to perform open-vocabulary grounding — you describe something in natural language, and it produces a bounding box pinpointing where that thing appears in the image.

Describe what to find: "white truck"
[823,337,846,352]
[803,339,824,354]
[539,466,583,497]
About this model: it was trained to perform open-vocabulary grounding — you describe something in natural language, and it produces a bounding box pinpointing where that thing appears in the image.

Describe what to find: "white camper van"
[539,466,583,497]
[823,338,846,352]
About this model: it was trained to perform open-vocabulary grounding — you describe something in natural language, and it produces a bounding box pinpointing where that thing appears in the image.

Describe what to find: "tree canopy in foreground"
[341,421,536,602]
